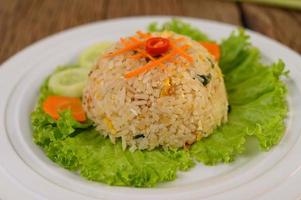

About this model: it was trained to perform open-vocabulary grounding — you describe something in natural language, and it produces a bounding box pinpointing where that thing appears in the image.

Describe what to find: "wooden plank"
[106,0,242,25]
[181,0,242,25]
[2,0,300,64]
[0,0,107,63]
[291,10,301,25]
[241,3,301,53]
[106,0,184,18]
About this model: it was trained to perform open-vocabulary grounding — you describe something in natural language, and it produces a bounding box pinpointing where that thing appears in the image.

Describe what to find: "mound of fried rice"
[83,31,228,151]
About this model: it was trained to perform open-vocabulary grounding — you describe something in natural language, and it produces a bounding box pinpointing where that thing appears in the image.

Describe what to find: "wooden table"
[1,0,301,64]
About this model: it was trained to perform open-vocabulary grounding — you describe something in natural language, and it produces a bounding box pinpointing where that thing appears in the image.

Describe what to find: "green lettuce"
[31,68,92,147]
[33,112,193,186]
[31,20,288,187]
[31,69,193,187]
[148,19,210,42]
[46,130,193,186]
[191,30,288,165]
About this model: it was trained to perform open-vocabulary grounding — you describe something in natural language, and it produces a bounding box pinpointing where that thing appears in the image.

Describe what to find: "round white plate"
[1,16,301,200]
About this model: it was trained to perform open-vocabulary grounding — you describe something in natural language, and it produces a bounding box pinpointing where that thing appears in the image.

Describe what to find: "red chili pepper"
[145,37,170,56]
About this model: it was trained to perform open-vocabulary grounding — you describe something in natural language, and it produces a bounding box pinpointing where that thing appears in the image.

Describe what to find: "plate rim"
[1,15,301,200]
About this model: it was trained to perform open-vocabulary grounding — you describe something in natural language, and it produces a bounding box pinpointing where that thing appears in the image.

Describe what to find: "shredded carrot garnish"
[105,38,145,58]
[105,43,144,57]
[140,49,166,69]
[130,36,140,43]
[125,52,175,78]
[125,37,163,64]
[130,53,145,59]
[172,59,181,66]
[174,37,185,42]
[123,37,163,67]
[138,49,155,60]
[106,31,194,78]
[174,48,193,63]
[136,31,150,39]
[120,37,128,44]
[125,45,189,79]
[133,47,166,69]
[170,41,193,63]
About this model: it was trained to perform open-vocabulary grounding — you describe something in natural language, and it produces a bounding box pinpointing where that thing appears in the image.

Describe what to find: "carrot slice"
[199,42,220,61]
[43,96,86,122]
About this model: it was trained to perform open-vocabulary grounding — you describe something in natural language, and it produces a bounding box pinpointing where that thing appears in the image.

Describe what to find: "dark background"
[1,0,301,64]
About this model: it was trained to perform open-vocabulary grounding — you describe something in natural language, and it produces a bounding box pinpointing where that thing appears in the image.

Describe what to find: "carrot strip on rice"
[125,45,189,78]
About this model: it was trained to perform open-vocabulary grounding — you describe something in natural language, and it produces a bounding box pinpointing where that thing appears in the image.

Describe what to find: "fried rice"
[82,31,228,151]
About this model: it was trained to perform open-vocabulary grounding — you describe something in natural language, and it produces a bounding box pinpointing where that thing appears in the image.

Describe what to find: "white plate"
[1,16,301,200]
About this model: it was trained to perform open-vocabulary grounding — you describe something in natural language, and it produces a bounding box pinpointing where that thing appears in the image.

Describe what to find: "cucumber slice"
[79,42,113,68]
[48,67,90,98]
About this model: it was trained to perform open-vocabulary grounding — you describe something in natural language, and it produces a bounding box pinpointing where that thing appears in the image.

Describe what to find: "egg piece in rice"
[82,31,228,150]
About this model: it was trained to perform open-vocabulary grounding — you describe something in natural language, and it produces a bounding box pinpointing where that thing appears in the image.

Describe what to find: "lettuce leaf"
[46,130,193,187]
[31,20,288,187]
[190,30,288,165]
[31,70,92,147]
[148,19,210,42]
[31,107,92,147]
[31,69,194,187]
